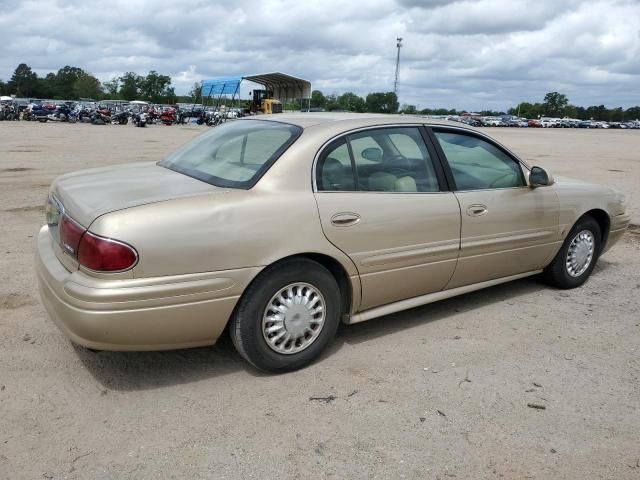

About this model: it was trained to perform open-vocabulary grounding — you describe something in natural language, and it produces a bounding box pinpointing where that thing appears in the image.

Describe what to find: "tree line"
[0,63,176,104]
[311,90,640,120]
[507,92,640,122]
[2,63,639,120]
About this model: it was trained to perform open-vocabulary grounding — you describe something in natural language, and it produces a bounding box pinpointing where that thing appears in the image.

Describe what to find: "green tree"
[310,90,326,108]
[54,66,85,99]
[8,63,38,97]
[103,77,120,98]
[400,104,417,114]
[119,72,142,100]
[609,107,624,122]
[586,105,608,121]
[324,93,340,111]
[542,91,568,117]
[625,106,640,121]
[188,82,201,103]
[365,92,398,113]
[563,104,578,119]
[0,79,6,95]
[509,102,537,118]
[139,70,174,103]
[36,73,57,99]
[74,73,102,99]
[337,92,365,112]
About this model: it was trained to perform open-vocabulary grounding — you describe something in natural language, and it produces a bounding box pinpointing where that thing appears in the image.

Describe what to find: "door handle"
[466,204,488,217]
[331,212,361,227]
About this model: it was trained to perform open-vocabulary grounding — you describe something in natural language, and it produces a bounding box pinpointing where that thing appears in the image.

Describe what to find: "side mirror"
[529,166,553,187]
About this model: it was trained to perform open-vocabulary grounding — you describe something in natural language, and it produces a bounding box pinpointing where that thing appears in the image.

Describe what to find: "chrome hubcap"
[262,283,326,355]
[566,229,594,277]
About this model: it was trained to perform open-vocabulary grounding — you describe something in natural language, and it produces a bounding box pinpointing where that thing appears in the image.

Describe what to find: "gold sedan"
[35,114,630,371]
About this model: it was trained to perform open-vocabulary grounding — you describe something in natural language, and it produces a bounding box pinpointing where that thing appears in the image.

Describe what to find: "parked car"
[559,119,577,128]
[36,115,630,372]
[528,119,542,128]
[462,117,483,127]
[482,117,504,127]
[540,118,560,128]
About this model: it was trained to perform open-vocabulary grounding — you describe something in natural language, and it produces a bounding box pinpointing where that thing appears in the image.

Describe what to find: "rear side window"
[160,120,301,189]
[434,131,525,190]
[316,127,440,193]
[316,139,355,191]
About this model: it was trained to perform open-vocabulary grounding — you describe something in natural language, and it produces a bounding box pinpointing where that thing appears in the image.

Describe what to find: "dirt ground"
[1,121,639,479]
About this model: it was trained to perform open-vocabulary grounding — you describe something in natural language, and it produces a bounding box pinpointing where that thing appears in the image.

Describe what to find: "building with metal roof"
[200,72,311,103]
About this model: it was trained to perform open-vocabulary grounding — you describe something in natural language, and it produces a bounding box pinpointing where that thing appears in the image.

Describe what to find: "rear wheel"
[543,216,601,289]
[230,258,341,372]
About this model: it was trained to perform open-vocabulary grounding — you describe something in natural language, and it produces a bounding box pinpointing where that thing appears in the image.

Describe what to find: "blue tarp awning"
[200,76,241,96]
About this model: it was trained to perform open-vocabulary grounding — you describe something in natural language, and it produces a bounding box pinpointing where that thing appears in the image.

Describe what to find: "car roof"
[241,112,477,131]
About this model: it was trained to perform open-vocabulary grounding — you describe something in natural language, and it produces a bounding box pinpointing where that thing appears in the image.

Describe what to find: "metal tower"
[394,37,403,98]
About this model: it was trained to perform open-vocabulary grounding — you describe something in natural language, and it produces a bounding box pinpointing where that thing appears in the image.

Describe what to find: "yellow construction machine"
[249,89,283,114]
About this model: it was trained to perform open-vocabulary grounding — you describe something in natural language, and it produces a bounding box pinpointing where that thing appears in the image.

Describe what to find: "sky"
[0,0,639,111]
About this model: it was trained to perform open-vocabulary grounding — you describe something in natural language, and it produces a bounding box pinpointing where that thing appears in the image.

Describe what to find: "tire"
[542,215,602,289]
[230,258,341,372]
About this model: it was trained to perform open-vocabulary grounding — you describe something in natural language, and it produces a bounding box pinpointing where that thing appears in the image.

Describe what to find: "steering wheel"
[489,172,516,188]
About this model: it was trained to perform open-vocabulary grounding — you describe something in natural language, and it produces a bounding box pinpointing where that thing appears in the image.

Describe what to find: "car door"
[429,128,560,289]
[313,126,461,311]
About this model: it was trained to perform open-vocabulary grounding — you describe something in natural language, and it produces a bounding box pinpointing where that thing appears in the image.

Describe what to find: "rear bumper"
[35,226,260,351]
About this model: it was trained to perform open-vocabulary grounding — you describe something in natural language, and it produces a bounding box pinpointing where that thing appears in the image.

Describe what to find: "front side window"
[433,131,525,190]
[316,127,440,193]
[160,120,302,188]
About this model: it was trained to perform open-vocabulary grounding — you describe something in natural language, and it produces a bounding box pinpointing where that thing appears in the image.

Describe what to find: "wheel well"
[582,209,610,246]
[280,253,353,316]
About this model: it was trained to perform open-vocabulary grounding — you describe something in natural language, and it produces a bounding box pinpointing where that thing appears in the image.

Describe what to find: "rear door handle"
[466,204,488,217]
[331,212,361,226]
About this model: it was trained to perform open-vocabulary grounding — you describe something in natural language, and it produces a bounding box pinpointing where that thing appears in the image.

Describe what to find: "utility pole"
[394,37,402,99]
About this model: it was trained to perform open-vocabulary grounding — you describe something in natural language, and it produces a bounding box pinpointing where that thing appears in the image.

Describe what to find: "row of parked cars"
[448,115,640,129]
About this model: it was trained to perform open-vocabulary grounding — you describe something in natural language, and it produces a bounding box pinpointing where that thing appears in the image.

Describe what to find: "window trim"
[313,124,447,194]
[426,126,530,192]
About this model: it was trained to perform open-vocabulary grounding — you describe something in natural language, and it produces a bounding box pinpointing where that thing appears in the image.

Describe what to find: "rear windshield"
[159,120,302,188]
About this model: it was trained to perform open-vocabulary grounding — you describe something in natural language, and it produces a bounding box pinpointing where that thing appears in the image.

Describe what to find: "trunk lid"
[52,161,220,227]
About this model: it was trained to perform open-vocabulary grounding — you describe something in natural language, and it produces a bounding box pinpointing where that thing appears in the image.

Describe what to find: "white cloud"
[0,0,638,110]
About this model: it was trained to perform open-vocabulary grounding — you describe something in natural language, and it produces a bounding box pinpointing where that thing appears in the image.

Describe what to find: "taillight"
[77,232,138,272]
[60,214,85,256]
[58,212,137,272]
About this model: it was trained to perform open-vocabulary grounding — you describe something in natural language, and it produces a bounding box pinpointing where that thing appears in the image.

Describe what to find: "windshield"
[159,120,302,188]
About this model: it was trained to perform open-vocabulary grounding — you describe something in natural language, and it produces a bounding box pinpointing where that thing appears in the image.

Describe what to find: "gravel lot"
[1,122,639,479]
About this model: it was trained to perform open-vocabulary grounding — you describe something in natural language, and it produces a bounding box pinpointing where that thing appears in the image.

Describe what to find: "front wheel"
[230,258,341,372]
[542,216,601,289]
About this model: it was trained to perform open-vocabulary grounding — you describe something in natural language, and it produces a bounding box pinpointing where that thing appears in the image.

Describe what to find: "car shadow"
[74,331,256,391]
[75,264,614,391]
[330,276,544,348]
[333,258,615,348]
